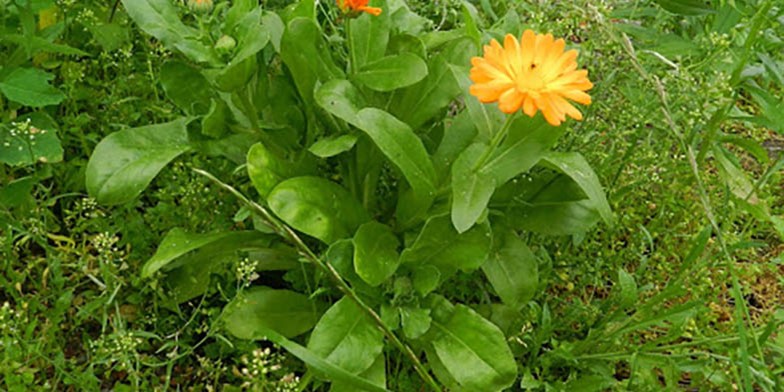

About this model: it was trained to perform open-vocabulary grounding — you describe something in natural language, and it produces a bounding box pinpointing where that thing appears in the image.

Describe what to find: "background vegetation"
[1,0,783,390]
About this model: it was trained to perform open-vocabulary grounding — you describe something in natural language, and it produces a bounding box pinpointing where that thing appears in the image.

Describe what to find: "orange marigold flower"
[337,0,382,16]
[469,30,593,126]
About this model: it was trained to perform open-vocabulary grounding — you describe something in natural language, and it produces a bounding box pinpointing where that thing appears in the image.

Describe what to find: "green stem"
[696,1,773,163]
[192,168,442,392]
[472,113,517,171]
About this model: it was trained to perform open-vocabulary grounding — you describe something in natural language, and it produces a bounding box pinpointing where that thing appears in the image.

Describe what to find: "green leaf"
[281,17,343,107]
[412,264,440,296]
[247,142,292,198]
[162,231,272,303]
[400,306,431,339]
[223,287,318,339]
[391,37,475,129]
[481,114,565,185]
[121,0,219,64]
[0,114,63,166]
[348,0,390,69]
[481,231,538,309]
[653,0,715,15]
[400,215,491,275]
[430,305,517,391]
[354,108,436,198]
[315,79,367,126]
[353,221,400,286]
[331,354,386,392]
[201,99,229,138]
[142,228,233,278]
[309,134,359,158]
[159,61,212,115]
[451,143,496,233]
[268,176,369,244]
[86,118,192,205]
[541,152,613,227]
[229,8,270,67]
[354,53,428,92]
[236,323,389,392]
[0,67,64,107]
[617,268,638,309]
[0,176,36,208]
[447,64,504,141]
[307,297,384,375]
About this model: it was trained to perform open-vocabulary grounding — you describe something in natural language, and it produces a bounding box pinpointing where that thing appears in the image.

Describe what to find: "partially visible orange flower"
[337,0,382,16]
[469,30,593,126]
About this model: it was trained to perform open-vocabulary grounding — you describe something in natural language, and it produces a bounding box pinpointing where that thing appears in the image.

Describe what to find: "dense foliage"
[1,0,783,390]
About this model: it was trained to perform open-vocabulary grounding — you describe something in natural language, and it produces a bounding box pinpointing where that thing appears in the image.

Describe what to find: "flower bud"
[214,35,236,55]
[188,0,213,13]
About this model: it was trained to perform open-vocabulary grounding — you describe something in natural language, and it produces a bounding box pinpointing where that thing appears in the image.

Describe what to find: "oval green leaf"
[268,176,369,244]
[354,53,428,92]
[223,286,318,339]
[86,118,192,205]
[353,221,400,286]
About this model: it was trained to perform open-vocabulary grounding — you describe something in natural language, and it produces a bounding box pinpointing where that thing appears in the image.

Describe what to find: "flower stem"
[472,113,517,171]
[192,168,443,392]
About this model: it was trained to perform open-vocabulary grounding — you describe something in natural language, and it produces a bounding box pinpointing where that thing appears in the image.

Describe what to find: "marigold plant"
[336,0,382,16]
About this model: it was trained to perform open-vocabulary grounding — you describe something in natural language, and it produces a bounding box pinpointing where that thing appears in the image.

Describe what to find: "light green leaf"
[309,134,359,158]
[0,67,64,107]
[247,142,292,198]
[348,0,390,69]
[400,306,431,339]
[308,297,384,375]
[482,231,538,309]
[231,321,389,392]
[268,176,369,244]
[223,287,318,339]
[430,305,517,391]
[354,53,428,92]
[354,108,436,198]
[451,143,495,233]
[121,0,218,64]
[315,79,367,126]
[541,152,613,226]
[86,118,192,205]
[330,354,386,392]
[353,221,400,286]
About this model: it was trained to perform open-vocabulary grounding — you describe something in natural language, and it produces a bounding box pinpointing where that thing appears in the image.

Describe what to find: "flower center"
[515,65,546,93]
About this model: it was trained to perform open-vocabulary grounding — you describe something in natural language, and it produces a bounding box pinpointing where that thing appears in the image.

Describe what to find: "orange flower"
[337,0,382,16]
[469,30,593,126]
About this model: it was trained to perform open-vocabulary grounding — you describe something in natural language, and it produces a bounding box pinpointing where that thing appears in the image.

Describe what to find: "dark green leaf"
[653,0,715,15]
[400,215,491,275]
[159,61,212,115]
[482,231,538,309]
[0,114,63,166]
[0,67,64,107]
[315,79,367,126]
[142,228,234,278]
[354,53,428,92]
[86,118,192,205]
[223,287,318,339]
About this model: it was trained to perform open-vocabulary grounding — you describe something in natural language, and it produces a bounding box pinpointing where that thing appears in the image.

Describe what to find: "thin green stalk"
[472,113,517,171]
[696,1,773,163]
[614,30,759,391]
[192,168,443,392]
